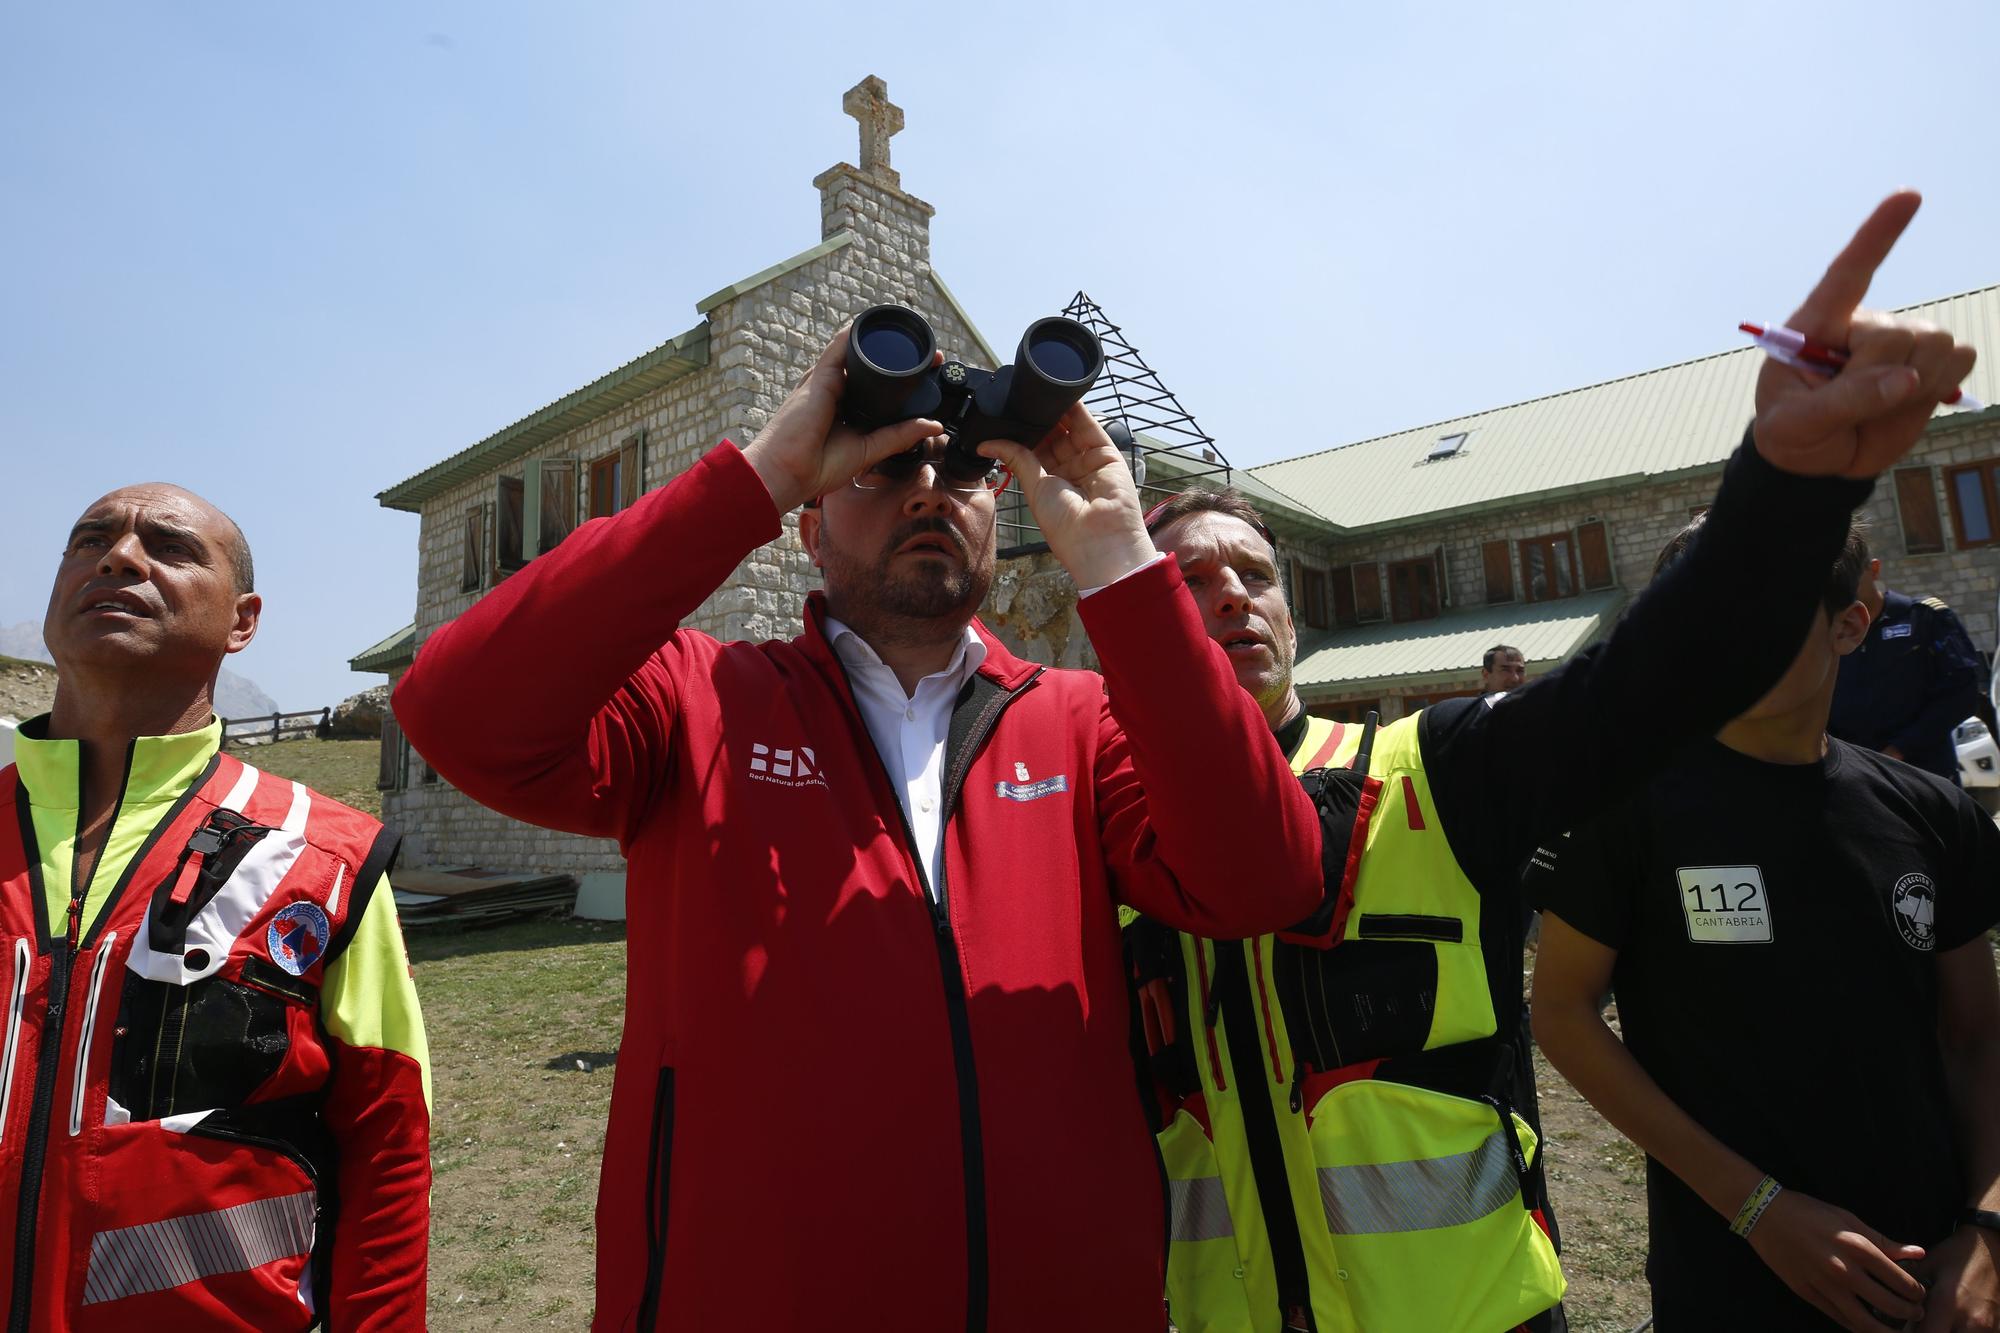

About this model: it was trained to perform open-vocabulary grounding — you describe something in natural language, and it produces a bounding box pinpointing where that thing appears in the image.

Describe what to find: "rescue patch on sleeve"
[268,901,332,975]
[994,775,1069,802]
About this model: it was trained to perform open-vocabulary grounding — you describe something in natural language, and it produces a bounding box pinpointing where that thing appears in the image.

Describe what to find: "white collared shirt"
[823,555,1162,902]
[826,618,987,902]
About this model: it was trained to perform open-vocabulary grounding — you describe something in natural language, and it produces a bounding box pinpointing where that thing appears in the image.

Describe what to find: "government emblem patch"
[1891,872,1937,951]
[269,901,332,976]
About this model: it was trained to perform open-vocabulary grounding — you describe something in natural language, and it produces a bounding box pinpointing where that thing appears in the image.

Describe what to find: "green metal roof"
[348,621,416,675]
[1140,444,1335,543]
[1254,285,2000,533]
[1292,589,1624,697]
[378,322,711,513]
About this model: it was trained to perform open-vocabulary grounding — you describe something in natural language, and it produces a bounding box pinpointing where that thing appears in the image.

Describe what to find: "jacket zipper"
[636,1067,675,1331]
[9,744,133,1333]
[0,938,28,1142]
[924,668,1041,1333]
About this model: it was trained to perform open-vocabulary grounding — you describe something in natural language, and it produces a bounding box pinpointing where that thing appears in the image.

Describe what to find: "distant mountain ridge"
[0,621,279,719]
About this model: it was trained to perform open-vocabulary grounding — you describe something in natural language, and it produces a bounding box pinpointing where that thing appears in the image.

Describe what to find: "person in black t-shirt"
[1531,518,2000,1332]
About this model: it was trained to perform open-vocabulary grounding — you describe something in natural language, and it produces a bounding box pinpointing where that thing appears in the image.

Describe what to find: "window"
[461,507,485,593]
[1294,564,1331,629]
[1893,466,1944,555]
[496,476,526,573]
[1577,520,1614,590]
[591,433,647,519]
[590,453,623,520]
[1945,460,1998,549]
[1329,565,1357,626]
[1387,557,1439,622]
[1352,563,1384,622]
[1426,431,1469,462]
[1519,533,1578,602]
[1482,540,1514,603]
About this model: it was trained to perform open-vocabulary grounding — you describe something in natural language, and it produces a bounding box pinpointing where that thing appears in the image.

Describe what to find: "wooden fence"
[220,707,330,748]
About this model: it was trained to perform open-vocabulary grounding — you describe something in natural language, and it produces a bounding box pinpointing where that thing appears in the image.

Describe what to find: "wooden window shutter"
[1578,520,1614,590]
[1483,540,1514,603]
[496,477,526,573]
[1893,466,1944,554]
[378,715,404,791]
[1353,563,1384,622]
[1433,545,1450,608]
[622,430,646,510]
[461,508,485,593]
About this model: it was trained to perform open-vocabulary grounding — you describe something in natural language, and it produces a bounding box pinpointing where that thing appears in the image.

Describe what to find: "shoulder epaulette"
[1920,596,1950,612]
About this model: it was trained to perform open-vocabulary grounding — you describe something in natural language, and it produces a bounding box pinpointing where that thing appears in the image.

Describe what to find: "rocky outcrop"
[327,685,391,740]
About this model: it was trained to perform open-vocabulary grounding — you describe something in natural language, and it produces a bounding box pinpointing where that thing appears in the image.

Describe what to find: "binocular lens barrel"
[845,305,939,426]
[1022,319,1099,385]
[1005,317,1103,430]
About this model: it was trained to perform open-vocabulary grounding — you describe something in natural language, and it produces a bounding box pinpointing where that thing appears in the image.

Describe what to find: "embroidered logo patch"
[1882,622,1914,639]
[748,742,827,790]
[1014,761,1031,781]
[995,775,1068,802]
[1891,872,1937,951]
[268,902,331,976]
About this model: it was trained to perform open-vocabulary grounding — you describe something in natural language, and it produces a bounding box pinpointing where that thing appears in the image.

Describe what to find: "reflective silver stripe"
[83,1189,316,1305]
[70,931,117,1136]
[0,937,28,1141]
[1319,1130,1519,1235]
[1169,1175,1235,1243]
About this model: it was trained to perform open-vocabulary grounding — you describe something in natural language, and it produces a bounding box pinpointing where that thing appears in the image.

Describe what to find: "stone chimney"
[813,76,936,266]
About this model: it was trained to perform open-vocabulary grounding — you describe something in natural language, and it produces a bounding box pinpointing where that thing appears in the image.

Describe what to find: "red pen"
[1740,321,1984,411]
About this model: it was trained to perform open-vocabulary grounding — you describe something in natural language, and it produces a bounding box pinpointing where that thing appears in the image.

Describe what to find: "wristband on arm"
[1962,1208,2000,1236]
[1731,1175,1784,1238]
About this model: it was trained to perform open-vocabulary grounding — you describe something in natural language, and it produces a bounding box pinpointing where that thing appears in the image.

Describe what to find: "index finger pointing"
[1787,190,1921,335]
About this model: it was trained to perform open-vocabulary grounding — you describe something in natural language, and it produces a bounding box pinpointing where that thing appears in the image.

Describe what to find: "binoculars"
[839,305,1105,461]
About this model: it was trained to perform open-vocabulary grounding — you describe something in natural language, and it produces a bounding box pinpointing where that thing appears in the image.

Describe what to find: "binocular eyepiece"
[840,305,1104,459]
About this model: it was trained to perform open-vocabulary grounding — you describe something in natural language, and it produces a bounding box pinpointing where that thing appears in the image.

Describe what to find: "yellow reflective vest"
[1145,713,1565,1333]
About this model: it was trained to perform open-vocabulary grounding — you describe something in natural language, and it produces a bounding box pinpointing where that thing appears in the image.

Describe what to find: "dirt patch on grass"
[411,918,626,1329]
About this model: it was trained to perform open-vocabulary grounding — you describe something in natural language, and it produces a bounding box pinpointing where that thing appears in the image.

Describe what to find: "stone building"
[352,77,1005,883]
[351,75,1998,895]
[1251,286,1999,722]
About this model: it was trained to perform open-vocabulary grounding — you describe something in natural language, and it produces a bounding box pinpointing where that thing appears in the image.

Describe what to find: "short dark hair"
[1143,487,1277,555]
[220,510,254,596]
[1482,644,1522,672]
[1653,513,1868,616]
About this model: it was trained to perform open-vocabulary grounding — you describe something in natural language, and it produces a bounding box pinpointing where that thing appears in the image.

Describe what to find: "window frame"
[1518,532,1580,603]
[1944,460,1999,550]
[1386,555,1440,623]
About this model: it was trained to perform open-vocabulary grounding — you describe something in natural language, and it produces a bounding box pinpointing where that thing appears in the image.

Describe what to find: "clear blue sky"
[4,1,1994,708]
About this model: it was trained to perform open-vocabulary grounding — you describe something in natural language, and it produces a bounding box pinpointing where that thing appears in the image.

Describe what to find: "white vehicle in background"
[1960,715,1999,813]
[0,717,16,769]
[1962,603,2000,814]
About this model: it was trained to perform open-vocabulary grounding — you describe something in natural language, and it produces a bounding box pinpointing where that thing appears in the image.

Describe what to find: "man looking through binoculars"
[394,321,1325,1332]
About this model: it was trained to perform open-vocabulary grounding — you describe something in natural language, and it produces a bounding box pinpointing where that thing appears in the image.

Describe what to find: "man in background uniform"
[1829,570,1989,782]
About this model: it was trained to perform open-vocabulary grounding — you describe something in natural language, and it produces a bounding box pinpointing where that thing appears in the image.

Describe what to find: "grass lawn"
[251,737,1652,1330]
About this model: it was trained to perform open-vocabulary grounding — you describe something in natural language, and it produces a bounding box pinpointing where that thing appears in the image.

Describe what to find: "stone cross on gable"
[842,76,903,185]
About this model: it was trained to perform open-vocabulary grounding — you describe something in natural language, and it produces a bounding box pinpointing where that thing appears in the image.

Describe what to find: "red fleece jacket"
[394,442,1322,1332]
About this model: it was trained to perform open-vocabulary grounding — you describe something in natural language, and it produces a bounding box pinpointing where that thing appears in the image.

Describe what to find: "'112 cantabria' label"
[1675,865,1772,943]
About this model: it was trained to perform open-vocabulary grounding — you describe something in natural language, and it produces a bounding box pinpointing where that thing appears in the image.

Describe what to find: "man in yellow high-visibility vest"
[1129,190,1981,1333]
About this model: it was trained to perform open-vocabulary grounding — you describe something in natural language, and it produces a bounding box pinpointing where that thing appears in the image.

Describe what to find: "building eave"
[377,322,712,514]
